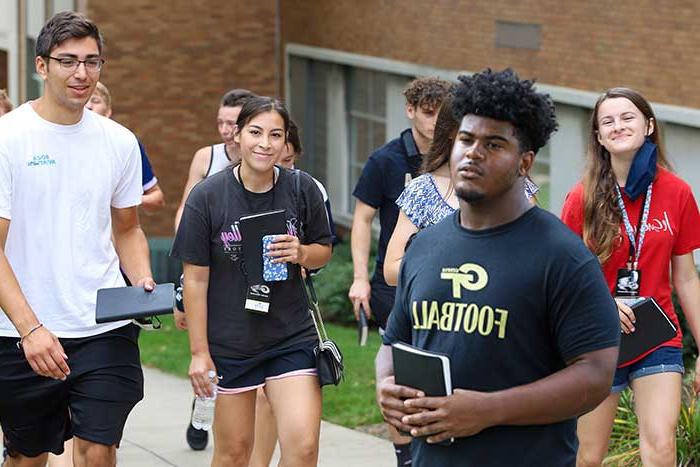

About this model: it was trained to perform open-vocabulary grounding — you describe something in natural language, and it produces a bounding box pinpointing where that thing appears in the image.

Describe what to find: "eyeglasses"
[46,56,105,73]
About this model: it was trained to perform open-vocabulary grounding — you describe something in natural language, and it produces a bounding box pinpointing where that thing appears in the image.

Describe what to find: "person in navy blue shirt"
[376,69,620,467]
[348,76,451,467]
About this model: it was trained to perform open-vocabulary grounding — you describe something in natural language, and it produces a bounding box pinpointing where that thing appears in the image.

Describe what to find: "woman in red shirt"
[561,87,700,466]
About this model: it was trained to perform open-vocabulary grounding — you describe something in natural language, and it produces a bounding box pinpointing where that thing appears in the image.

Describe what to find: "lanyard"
[614,183,652,269]
[236,164,277,214]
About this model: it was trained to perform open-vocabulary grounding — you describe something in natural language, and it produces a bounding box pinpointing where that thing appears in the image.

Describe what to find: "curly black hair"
[452,69,558,153]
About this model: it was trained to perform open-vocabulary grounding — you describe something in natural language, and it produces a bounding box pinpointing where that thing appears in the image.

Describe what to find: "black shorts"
[212,340,317,395]
[370,265,397,330]
[0,324,144,457]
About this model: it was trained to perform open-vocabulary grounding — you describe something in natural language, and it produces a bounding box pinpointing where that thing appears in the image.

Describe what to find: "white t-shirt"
[0,104,143,338]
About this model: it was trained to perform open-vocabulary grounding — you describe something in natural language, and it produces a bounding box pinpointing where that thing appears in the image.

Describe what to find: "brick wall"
[280,0,700,109]
[0,49,7,91]
[83,0,699,236]
[87,0,277,236]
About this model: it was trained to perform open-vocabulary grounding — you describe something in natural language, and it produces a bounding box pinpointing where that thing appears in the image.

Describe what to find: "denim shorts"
[612,346,684,393]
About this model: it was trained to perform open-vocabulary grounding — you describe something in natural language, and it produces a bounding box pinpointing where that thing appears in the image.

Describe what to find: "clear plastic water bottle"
[191,370,217,430]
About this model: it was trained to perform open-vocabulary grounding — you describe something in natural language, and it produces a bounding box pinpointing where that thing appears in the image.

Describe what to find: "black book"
[392,342,452,397]
[618,297,677,366]
[239,209,287,284]
[95,283,175,323]
[358,305,369,346]
[392,342,453,444]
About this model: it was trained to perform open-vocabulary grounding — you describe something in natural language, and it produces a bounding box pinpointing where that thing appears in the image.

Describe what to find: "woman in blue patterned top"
[383,97,539,286]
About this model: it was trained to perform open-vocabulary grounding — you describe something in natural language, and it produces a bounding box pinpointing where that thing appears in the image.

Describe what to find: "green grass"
[139,315,384,428]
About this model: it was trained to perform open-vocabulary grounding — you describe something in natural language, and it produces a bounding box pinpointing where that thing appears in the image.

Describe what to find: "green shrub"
[314,238,377,326]
[606,373,700,466]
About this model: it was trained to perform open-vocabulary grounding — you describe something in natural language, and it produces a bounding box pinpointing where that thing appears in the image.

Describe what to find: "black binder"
[95,283,175,323]
[239,209,287,284]
[618,297,677,366]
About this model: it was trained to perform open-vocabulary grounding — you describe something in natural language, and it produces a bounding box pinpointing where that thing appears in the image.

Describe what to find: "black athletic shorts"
[370,264,397,330]
[0,324,144,458]
[212,339,317,395]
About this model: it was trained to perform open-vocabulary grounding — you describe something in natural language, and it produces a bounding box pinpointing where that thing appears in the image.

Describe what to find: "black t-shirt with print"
[383,207,620,467]
[171,166,332,358]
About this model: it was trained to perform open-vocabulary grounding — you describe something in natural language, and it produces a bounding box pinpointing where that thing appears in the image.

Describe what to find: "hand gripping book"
[392,342,454,444]
[618,297,677,366]
[239,209,287,284]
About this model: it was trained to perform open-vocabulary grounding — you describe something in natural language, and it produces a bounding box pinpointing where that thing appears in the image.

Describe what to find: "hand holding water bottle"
[191,368,218,431]
[189,353,216,397]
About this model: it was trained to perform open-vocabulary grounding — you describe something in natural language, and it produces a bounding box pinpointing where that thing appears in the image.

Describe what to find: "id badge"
[615,268,642,297]
[245,284,272,314]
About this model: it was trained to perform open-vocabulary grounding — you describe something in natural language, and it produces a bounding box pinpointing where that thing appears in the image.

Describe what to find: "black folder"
[95,283,175,323]
[239,209,287,284]
[618,297,677,365]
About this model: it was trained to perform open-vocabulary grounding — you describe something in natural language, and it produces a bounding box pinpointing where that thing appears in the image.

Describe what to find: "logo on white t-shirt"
[27,154,57,167]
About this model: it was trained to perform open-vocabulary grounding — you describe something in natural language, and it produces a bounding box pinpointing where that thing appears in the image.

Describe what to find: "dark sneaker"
[187,398,208,451]
[186,422,208,451]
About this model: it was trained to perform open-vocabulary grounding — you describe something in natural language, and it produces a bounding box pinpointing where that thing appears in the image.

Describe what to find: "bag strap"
[294,169,303,242]
[304,273,329,343]
[294,169,329,344]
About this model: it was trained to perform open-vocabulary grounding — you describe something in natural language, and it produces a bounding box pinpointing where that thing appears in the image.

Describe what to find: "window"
[288,56,329,186]
[346,68,387,210]
[287,55,405,223]
[530,143,551,209]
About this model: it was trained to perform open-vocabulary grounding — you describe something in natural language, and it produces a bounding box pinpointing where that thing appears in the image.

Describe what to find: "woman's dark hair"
[235,96,290,137]
[452,68,558,154]
[36,11,103,57]
[287,120,303,156]
[582,87,671,264]
[421,95,459,174]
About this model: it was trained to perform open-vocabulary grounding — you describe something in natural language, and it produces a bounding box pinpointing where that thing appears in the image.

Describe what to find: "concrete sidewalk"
[117,367,394,466]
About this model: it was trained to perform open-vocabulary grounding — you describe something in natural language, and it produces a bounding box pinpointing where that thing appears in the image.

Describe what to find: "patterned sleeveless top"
[396,173,539,229]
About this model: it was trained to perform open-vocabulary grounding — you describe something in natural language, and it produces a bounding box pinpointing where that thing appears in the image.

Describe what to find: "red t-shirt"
[561,168,700,361]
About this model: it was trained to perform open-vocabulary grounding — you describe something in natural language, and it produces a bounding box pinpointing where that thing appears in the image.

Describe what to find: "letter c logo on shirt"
[441,263,489,299]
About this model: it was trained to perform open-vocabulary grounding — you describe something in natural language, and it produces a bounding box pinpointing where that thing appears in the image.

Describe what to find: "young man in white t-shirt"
[0,11,154,467]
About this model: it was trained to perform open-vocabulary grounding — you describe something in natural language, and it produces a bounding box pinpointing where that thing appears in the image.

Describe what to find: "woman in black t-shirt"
[172,97,332,466]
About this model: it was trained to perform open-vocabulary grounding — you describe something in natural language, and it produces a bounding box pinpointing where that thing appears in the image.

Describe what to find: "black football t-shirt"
[383,207,620,467]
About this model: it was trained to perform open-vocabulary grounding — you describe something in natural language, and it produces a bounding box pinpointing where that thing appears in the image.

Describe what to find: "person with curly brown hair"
[349,76,451,466]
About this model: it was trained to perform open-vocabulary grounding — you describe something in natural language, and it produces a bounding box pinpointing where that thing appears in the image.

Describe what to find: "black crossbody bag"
[294,170,344,386]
